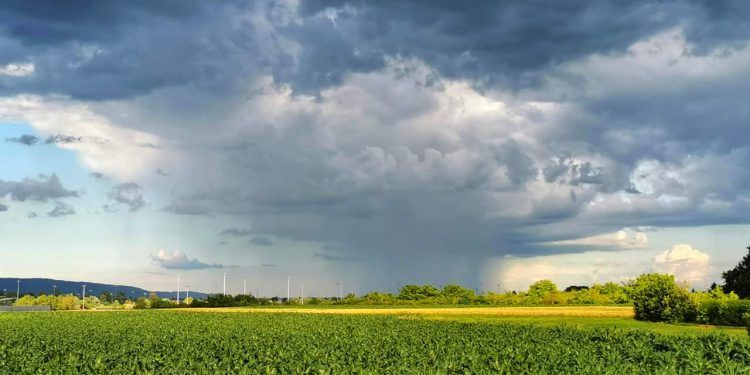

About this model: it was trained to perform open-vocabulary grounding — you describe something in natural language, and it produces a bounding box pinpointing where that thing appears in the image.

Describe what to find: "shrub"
[697,299,750,326]
[627,273,697,322]
[134,297,150,309]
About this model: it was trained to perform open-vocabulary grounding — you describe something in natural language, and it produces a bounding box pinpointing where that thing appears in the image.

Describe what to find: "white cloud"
[653,244,710,286]
[0,95,165,181]
[545,228,649,250]
[151,250,223,270]
[486,251,643,292]
[0,62,34,77]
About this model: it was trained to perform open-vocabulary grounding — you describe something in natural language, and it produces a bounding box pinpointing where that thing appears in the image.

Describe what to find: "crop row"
[1,311,749,374]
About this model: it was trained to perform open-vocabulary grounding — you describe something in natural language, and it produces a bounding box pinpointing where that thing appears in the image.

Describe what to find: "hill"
[0,278,208,300]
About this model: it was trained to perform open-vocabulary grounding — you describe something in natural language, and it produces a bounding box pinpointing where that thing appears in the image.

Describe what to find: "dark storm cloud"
[543,156,605,186]
[0,203,7,212]
[46,200,75,217]
[279,0,750,93]
[0,0,261,100]
[104,182,145,212]
[3,1,749,100]
[88,172,106,181]
[4,0,750,288]
[491,140,538,186]
[0,174,78,202]
[4,134,39,145]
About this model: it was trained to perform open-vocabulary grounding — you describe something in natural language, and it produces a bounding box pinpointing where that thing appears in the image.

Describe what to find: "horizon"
[2,1,750,295]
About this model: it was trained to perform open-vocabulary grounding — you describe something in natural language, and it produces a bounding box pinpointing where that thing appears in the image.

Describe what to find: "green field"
[1,310,749,374]
[425,315,749,337]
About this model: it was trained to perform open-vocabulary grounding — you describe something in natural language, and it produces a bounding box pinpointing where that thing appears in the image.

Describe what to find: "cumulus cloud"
[0,174,78,202]
[0,62,34,77]
[2,1,750,288]
[0,95,163,181]
[151,250,223,270]
[545,229,649,251]
[104,182,145,212]
[47,201,75,217]
[653,244,710,285]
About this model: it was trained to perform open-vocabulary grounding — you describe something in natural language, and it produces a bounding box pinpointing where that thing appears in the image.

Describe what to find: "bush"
[697,299,750,326]
[627,273,697,323]
[134,297,150,309]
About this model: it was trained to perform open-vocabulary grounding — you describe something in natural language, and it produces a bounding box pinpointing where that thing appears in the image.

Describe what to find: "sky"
[1,0,749,296]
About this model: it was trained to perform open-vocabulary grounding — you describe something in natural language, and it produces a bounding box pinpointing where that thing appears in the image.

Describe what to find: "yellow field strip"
[182,306,634,317]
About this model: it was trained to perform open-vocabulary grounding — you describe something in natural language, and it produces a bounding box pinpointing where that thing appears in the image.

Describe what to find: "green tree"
[528,280,558,299]
[441,285,475,304]
[398,285,440,301]
[398,285,423,300]
[722,245,750,298]
[627,273,696,322]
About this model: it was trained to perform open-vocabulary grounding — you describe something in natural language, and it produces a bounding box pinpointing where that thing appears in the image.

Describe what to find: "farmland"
[1,310,749,373]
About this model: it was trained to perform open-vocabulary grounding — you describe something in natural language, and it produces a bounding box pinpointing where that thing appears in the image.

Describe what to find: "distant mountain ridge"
[0,278,208,300]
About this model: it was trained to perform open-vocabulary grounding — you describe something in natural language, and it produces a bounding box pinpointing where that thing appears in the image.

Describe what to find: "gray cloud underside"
[3,1,748,98]
[3,1,750,285]
[46,200,75,217]
[104,182,145,212]
[0,174,78,202]
[4,133,105,146]
[5,134,39,145]
[151,252,224,270]
[249,236,274,246]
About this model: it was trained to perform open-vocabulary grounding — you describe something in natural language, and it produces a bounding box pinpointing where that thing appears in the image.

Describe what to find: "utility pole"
[223,273,228,295]
[337,281,343,301]
[301,283,304,305]
[177,273,181,303]
[243,278,247,295]
[287,276,291,303]
[50,284,57,308]
[82,285,87,310]
[15,280,20,306]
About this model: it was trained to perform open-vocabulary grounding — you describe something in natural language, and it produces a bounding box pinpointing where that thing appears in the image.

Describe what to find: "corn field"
[1,311,749,374]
